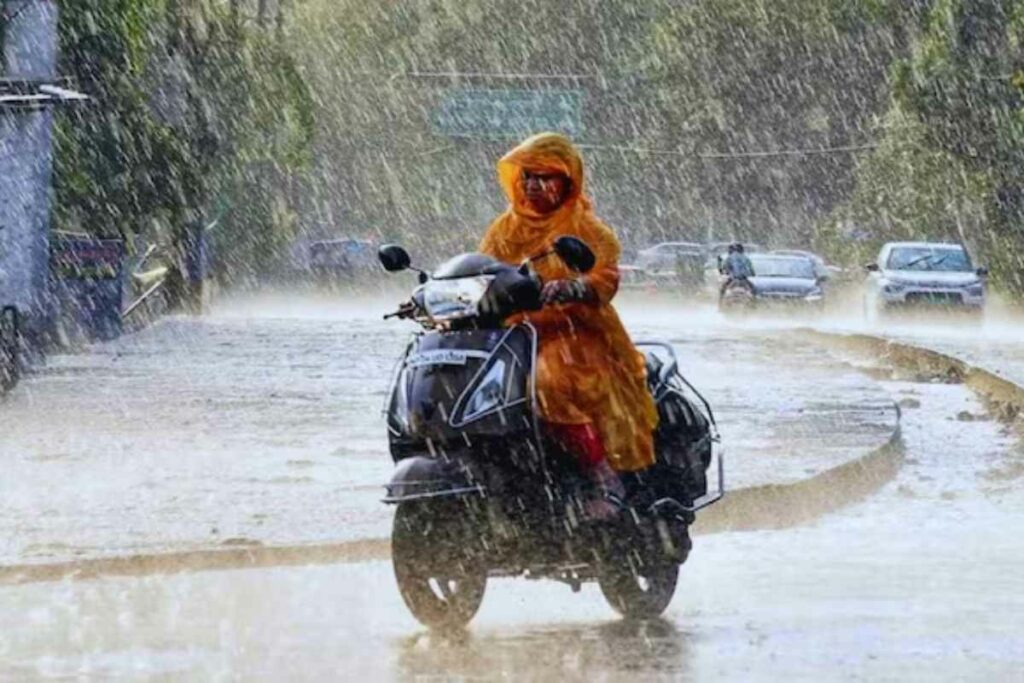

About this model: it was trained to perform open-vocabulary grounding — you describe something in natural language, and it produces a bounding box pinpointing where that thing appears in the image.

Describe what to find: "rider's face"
[522,170,570,214]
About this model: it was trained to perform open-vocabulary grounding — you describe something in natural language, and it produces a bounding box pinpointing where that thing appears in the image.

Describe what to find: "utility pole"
[0,0,59,350]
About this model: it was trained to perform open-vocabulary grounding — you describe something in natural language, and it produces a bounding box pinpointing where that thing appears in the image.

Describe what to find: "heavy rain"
[1,1,1024,680]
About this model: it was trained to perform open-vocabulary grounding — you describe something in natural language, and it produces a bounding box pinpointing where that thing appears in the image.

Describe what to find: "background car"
[635,241,707,293]
[636,241,704,271]
[746,254,826,307]
[704,240,764,260]
[864,241,987,319]
[770,249,842,281]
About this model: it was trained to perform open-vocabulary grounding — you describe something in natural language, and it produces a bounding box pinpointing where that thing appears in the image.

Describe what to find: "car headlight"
[423,276,494,321]
[881,279,905,294]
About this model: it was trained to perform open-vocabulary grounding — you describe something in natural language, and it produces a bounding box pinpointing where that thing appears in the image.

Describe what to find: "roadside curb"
[808,330,1024,434]
[0,539,391,586]
[693,431,902,534]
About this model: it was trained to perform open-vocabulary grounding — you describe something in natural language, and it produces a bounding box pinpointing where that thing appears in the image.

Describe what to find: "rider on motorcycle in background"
[479,133,659,519]
[719,242,755,298]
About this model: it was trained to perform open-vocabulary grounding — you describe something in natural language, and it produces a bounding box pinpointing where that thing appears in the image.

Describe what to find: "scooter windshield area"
[422,275,495,321]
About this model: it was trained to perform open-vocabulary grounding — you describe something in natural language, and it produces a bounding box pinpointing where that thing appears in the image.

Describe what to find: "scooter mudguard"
[382,455,484,503]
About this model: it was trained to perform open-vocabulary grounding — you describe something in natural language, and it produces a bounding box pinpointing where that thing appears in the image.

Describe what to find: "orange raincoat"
[479,133,658,472]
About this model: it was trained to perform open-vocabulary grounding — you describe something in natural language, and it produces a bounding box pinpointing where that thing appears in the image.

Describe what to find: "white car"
[864,241,987,319]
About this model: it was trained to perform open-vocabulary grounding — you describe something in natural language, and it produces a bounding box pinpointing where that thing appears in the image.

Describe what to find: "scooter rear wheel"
[391,500,487,630]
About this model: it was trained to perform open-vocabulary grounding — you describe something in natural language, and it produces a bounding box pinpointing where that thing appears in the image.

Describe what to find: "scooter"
[719,277,756,313]
[379,236,723,628]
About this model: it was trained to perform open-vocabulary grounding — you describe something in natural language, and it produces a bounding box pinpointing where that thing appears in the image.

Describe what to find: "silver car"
[635,241,704,271]
[864,241,987,319]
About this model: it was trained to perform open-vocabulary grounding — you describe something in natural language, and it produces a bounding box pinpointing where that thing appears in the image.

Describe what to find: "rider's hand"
[541,278,592,304]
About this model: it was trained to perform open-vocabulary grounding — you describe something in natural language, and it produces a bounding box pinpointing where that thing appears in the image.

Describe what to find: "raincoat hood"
[497,132,588,228]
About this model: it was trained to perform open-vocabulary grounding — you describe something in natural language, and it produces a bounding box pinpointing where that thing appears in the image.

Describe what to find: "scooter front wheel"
[391,500,487,630]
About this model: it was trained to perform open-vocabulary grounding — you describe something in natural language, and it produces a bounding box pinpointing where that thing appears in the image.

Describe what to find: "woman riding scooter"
[479,133,658,518]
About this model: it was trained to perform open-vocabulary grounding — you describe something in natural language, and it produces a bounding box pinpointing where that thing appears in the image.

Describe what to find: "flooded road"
[0,367,1020,680]
[0,293,894,569]
[1,291,1022,679]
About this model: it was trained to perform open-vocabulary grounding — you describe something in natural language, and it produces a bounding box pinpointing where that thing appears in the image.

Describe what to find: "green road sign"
[432,89,583,138]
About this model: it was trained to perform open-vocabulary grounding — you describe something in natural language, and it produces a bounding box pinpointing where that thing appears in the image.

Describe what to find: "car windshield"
[887,246,972,272]
[750,256,815,278]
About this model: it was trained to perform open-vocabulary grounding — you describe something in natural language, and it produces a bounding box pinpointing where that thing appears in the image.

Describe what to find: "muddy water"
[0,368,1020,680]
[0,293,893,568]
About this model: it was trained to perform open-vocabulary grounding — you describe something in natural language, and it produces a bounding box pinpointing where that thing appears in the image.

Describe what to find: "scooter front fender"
[382,455,484,503]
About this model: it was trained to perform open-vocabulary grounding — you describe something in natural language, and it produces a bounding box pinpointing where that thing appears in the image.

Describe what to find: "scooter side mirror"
[553,236,596,273]
[378,244,411,272]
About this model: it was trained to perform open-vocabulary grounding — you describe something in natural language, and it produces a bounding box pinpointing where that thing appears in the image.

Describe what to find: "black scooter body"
[384,324,551,503]
[379,247,721,627]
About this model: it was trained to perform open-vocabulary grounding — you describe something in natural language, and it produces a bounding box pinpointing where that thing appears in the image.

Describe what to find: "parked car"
[864,241,987,320]
[636,241,704,271]
[635,241,706,293]
[745,254,825,308]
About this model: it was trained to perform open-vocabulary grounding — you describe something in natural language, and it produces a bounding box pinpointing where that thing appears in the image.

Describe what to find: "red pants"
[544,422,607,470]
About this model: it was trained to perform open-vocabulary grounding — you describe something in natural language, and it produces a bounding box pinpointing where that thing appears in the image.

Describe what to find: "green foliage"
[53,0,313,277]
[887,0,1024,291]
[47,0,1024,293]
[818,106,991,265]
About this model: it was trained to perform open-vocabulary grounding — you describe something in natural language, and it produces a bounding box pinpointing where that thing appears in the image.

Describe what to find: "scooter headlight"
[458,359,507,424]
[423,276,495,321]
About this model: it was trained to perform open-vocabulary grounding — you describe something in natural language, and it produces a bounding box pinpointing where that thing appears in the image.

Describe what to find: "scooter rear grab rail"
[635,340,718,429]
[635,340,725,512]
[649,440,725,514]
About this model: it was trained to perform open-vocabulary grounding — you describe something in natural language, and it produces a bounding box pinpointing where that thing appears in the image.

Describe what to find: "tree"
[290,0,909,255]
[53,0,313,298]
[894,0,1024,290]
